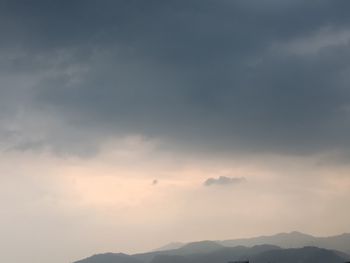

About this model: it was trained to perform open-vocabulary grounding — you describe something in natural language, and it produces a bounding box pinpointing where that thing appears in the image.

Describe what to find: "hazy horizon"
[72,230,350,260]
[150,230,350,252]
[1,1,350,263]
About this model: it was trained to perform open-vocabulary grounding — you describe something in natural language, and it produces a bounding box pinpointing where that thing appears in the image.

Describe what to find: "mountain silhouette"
[74,253,142,263]
[133,240,225,263]
[249,246,347,263]
[73,232,350,263]
[153,242,185,252]
[73,245,349,263]
[218,231,350,254]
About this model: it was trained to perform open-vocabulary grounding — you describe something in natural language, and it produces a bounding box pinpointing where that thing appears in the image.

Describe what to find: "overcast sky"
[1,1,350,262]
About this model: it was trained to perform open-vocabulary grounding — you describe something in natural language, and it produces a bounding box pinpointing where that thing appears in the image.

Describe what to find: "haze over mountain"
[249,247,348,263]
[153,242,185,252]
[219,231,350,255]
[74,253,142,263]
[153,232,350,255]
[74,240,349,263]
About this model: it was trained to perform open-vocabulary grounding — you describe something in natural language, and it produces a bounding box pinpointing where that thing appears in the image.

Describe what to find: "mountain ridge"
[152,231,350,254]
[217,231,350,254]
[73,232,350,263]
[73,245,349,263]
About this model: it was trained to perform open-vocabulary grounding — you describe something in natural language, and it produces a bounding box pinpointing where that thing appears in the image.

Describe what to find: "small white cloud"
[203,176,246,187]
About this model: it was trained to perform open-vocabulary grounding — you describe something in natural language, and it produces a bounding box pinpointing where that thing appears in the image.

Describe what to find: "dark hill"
[74,253,142,263]
[250,246,346,263]
[133,240,224,262]
[219,231,350,254]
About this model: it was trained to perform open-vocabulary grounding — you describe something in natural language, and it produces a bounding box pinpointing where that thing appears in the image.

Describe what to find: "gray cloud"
[1,0,350,157]
[203,176,246,187]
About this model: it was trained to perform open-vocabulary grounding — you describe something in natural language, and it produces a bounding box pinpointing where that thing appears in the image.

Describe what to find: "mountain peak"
[153,242,185,252]
[288,231,312,236]
[73,253,141,263]
[179,240,224,254]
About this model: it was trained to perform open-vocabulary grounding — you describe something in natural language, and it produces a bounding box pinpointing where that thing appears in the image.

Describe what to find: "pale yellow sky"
[1,135,349,263]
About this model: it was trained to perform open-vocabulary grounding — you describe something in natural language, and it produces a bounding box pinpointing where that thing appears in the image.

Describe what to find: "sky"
[1,1,350,262]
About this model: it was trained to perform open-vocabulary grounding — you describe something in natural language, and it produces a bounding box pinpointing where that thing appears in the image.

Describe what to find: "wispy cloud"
[203,176,246,187]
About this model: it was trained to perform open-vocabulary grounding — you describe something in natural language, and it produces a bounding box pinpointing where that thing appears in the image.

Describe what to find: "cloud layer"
[1,0,350,157]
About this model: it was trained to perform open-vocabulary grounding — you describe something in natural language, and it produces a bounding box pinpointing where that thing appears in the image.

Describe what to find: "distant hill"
[220,231,315,248]
[218,231,350,254]
[153,242,185,252]
[249,246,348,263]
[74,253,142,263]
[152,246,348,263]
[177,240,225,254]
[74,245,278,263]
[74,246,349,263]
[133,240,225,262]
[73,232,350,263]
[152,245,282,263]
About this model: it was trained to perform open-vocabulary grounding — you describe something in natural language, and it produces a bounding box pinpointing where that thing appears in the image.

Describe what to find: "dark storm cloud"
[204,176,246,187]
[1,0,350,156]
